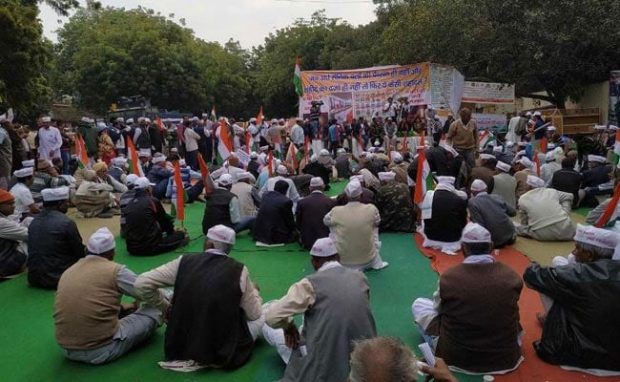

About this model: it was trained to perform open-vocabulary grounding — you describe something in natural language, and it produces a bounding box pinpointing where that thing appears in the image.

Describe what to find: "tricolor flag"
[126,137,144,176]
[256,106,264,126]
[197,153,212,193]
[613,129,620,165]
[75,134,89,169]
[155,117,165,131]
[533,150,541,176]
[596,183,620,227]
[414,134,433,205]
[210,106,217,122]
[216,121,233,163]
[285,143,301,171]
[293,57,303,97]
[170,162,186,221]
[267,150,274,177]
[540,136,548,153]
[478,130,495,150]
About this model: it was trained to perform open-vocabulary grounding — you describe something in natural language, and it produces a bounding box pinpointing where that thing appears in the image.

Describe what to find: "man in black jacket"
[122,177,187,256]
[27,186,85,289]
[550,157,582,208]
[253,180,298,245]
[524,224,620,372]
[295,177,335,250]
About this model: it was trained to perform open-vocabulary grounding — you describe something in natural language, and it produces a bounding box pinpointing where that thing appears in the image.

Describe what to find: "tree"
[54,7,253,115]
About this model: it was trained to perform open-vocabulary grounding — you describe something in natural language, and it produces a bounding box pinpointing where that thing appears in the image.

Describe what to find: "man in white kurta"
[260,165,300,204]
[37,118,62,161]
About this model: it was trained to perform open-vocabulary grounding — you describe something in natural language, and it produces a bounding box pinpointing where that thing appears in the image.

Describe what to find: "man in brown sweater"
[412,222,524,374]
[446,108,478,168]
[54,227,162,364]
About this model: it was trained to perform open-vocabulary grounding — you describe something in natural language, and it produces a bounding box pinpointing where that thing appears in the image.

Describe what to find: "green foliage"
[54,7,253,115]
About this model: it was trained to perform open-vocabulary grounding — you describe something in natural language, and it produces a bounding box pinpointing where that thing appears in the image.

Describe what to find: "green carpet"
[0,182,480,381]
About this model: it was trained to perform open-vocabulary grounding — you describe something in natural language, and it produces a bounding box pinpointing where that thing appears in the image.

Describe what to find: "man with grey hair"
[135,225,264,372]
[348,337,457,382]
[524,224,620,374]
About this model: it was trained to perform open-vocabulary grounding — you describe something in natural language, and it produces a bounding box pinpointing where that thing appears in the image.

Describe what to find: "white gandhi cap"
[310,237,338,257]
[310,177,324,187]
[41,186,70,202]
[87,227,116,254]
[207,224,236,245]
[461,222,492,244]
[470,179,487,192]
[345,179,363,198]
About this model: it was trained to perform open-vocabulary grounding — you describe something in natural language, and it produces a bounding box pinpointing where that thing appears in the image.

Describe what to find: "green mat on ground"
[0,182,479,381]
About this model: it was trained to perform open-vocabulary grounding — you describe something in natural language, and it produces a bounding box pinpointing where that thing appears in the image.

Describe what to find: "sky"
[39,0,377,48]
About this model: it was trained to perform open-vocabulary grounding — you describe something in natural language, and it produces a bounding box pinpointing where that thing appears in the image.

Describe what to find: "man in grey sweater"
[468,179,517,247]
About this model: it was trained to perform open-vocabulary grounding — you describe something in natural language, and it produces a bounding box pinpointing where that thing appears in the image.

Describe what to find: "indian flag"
[596,183,620,227]
[75,135,89,169]
[216,121,233,163]
[256,106,264,126]
[170,162,186,222]
[614,130,620,165]
[414,134,433,204]
[293,57,303,97]
[478,130,495,150]
[285,142,301,171]
[126,137,144,176]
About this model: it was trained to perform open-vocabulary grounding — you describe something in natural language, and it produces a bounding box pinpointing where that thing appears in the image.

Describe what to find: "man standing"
[295,177,335,250]
[446,108,478,168]
[27,187,85,289]
[122,177,188,256]
[524,224,620,373]
[468,179,516,247]
[0,189,28,279]
[183,123,201,170]
[54,228,162,364]
[135,225,264,372]
[324,180,388,270]
[492,161,517,210]
[37,116,62,162]
[413,223,523,374]
[264,237,376,382]
[375,171,415,232]
[290,118,305,147]
[517,176,575,241]
[253,180,298,245]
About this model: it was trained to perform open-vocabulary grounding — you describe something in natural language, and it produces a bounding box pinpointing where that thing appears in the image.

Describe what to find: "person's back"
[424,190,467,243]
[524,260,620,370]
[231,182,257,218]
[469,166,495,191]
[254,190,295,244]
[335,155,351,179]
[27,209,84,288]
[202,187,236,234]
[122,191,163,254]
[551,165,581,207]
[519,188,570,231]
[492,172,517,210]
[375,182,415,232]
[296,191,335,250]
[328,202,378,266]
[468,193,516,247]
[438,261,523,373]
[582,164,612,188]
[54,256,121,350]
[165,252,254,368]
[284,266,376,381]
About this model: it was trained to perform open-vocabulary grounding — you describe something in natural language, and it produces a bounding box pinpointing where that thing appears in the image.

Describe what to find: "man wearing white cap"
[420,176,468,254]
[261,164,300,203]
[54,228,161,364]
[524,224,620,373]
[388,151,408,184]
[413,223,523,374]
[375,171,415,232]
[514,156,536,199]
[203,173,252,234]
[324,179,388,270]
[133,117,151,153]
[492,161,517,209]
[108,156,128,184]
[516,175,576,241]
[183,121,202,170]
[303,153,331,191]
[9,166,39,220]
[579,154,613,208]
[119,174,139,238]
[295,177,336,250]
[550,157,582,208]
[540,150,561,186]
[290,118,304,147]
[335,148,353,180]
[468,179,516,247]
[146,153,173,199]
[122,177,188,256]
[247,118,260,152]
[27,187,85,289]
[469,153,496,192]
[264,237,377,381]
[254,180,298,245]
[230,171,258,218]
[37,116,62,162]
[136,225,264,371]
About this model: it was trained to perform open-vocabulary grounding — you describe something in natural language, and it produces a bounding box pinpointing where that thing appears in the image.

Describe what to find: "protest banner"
[473,113,508,133]
[462,81,515,104]
[298,62,464,121]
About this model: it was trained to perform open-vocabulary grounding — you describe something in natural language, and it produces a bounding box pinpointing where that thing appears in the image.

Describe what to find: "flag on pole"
[245,130,252,154]
[267,150,274,177]
[293,57,303,97]
[155,117,165,131]
[414,134,432,205]
[540,136,548,153]
[256,106,264,126]
[172,162,185,221]
[216,121,233,163]
[210,106,217,122]
[75,135,89,169]
[613,130,620,165]
[285,143,300,170]
[401,134,409,153]
[596,184,620,227]
[533,150,541,176]
[126,137,144,176]
[197,153,212,193]
[478,130,495,150]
